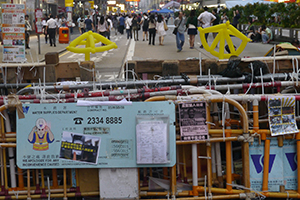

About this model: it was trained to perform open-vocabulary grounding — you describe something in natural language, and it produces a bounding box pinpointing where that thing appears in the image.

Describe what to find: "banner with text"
[17,102,176,169]
[2,4,26,62]
[249,138,297,191]
[178,101,208,141]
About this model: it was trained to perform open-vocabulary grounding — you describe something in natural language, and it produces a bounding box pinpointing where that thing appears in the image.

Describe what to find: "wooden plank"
[55,62,80,81]
[135,60,163,73]
[80,61,95,81]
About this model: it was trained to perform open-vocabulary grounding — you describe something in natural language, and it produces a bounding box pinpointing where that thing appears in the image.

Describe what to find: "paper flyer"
[268,96,298,136]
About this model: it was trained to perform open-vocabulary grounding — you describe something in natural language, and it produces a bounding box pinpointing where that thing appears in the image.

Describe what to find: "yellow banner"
[65,0,73,7]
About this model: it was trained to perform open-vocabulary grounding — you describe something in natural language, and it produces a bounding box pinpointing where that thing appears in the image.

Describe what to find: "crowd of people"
[34,8,298,53]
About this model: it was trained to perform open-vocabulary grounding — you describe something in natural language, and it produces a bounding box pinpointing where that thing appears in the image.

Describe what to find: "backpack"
[79,20,85,28]
[143,18,149,27]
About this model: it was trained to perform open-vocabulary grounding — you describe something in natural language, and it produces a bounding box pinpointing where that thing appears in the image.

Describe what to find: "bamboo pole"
[297,133,300,194]
[171,165,176,198]
[40,169,45,189]
[63,168,67,200]
[262,139,271,192]
[207,143,212,196]
[182,146,187,183]
[3,148,7,189]
[18,167,24,189]
[225,132,232,192]
[27,169,31,200]
[0,147,3,187]
[52,169,58,189]
[163,167,168,180]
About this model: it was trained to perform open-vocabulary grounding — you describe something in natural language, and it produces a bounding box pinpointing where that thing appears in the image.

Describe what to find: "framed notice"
[35,9,43,34]
[136,116,170,164]
[17,102,176,169]
[268,96,298,136]
[2,4,26,63]
[178,101,208,141]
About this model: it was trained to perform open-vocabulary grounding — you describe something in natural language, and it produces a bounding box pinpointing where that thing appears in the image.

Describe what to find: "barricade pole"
[27,169,31,200]
[183,146,187,183]
[2,148,7,190]
[262,139,270,192]
[296,132,300,194]
[17,167,24,189]
[171,165,176,198]
[52,169,58,189]
[63,168,67,200]
[206,143,212,196]
[40,169,45,191]
[163,168,168,180]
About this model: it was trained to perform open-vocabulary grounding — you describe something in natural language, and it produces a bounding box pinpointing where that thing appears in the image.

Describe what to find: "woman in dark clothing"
[148,14,156,45]
[132,15,139,41]
[186,10,198,49]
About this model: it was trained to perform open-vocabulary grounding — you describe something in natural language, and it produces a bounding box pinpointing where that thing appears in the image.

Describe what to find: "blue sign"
[17,102,176,169]
[249,138,297,191]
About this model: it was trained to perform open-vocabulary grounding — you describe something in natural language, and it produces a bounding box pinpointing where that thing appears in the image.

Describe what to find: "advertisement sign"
[35,9,43,34]
[268,96,298,136]
[249,138,297,191]
[17,102,176,169]
[2,4,26,63]
[178,101,208,141]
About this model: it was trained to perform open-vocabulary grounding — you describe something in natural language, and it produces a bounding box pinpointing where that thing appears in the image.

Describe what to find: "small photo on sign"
[270,125,283,134]
[282,107,293,114]
[282,115,295,123]
[270,116,282,124]
[269,99,281,107]
[269,107,281,116]
[60,131,101,164]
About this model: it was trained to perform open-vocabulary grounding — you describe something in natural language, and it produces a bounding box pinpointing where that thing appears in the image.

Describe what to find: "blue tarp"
[150,8,174,14]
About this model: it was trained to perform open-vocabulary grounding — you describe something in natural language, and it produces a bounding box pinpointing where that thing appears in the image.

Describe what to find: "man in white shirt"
[198,6,216,48]
[125,14,133,39]
[46,14,58,47]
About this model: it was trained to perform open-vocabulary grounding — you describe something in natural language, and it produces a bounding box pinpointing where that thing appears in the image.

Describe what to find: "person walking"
[174,11,186,52]
[85,15,94,32]
[140,13,149,41]
[46,14,58,47]
[98,15,108,38]
[186,10,198,49]
[25,15,32,49]
[106,16,112,40]
[125,14,133,39]
[42,14,49,44]
[132,15,139,41]
[119,14,125,34]
[232,10,240,29]
[212,8,220,45]
[197,6,216,48]
[156,14,166,45]
[148,14,156,45]
[78,16,85,34]
[112,15,118,36]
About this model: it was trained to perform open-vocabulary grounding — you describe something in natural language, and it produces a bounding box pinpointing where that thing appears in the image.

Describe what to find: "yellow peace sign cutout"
[198,21,251,59]
[66,31,118,61]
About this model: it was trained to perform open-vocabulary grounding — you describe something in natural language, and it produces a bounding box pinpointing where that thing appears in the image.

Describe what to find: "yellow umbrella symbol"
[198,21,251,59]
[66,31,118,61]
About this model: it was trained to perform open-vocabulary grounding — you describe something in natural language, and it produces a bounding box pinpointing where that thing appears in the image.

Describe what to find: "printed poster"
[178,101,208,141]
[60,132,101,164]
[136,120,168,164]
[249,138,297,191]
[2,4,26,63]
[268,96,298,136]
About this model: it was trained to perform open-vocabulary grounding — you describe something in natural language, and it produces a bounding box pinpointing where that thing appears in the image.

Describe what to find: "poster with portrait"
[2,4,26,63]
[178,101,208,141]
[268,96,298,136]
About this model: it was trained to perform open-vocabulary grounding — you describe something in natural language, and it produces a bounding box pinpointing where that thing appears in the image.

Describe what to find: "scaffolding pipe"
[192,144,198,197]
[3,110,17,188]
[15,74,300,95]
